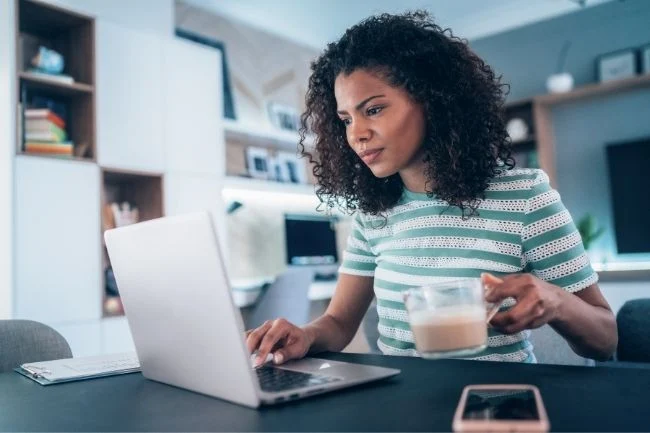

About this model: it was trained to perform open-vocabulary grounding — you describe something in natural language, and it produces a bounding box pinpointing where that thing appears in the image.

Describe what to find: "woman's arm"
[304,273,375,354]
[550,283,618,361]
[247,273,375,365]
[484,273,617,361]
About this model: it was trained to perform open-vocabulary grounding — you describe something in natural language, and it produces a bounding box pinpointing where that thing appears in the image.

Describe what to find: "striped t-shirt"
[339,168,598,362]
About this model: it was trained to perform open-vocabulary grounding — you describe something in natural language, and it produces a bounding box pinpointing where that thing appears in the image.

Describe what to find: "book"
[25,141,74,155]
[25,119,66,135]
[15,352,140,385]
[25,128,67,143]
[24,108,65,129]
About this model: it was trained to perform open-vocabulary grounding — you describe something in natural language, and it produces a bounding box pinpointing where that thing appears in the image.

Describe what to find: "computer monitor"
[606,137,650,254]
[284,214,338,266]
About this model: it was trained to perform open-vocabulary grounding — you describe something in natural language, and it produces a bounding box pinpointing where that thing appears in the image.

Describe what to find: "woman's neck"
[399,159,431,193]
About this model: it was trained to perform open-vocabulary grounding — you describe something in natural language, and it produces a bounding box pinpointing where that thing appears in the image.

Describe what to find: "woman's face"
[334,69,427,179]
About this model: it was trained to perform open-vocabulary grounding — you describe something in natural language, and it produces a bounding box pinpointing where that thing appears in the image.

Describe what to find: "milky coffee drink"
[409,305,487,355]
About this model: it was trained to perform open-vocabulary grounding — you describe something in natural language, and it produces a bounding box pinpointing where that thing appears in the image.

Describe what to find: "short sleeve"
[338,213,378,277]
[521,170,598,293]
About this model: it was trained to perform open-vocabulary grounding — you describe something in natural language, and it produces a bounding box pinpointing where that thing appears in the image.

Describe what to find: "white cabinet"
[101,316,135,354]
[163,38,224,176]
[51,320,102,358]
[14,156,101,323]
[96,20,165,172]
[164,173,228,265]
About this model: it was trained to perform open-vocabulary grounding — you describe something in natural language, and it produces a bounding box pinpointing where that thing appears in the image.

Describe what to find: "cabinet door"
[96,20,165,172]
[14,156,101,323]
[101,317,135,354]
[164,173,228,266]
[163,38,224,176]
[51,320,102,358]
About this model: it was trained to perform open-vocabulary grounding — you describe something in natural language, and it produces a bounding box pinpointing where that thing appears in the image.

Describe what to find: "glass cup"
[403,278,499,359]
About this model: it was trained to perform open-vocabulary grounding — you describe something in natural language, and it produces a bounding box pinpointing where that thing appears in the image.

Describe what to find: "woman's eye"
[341,118,351,126]
[367,106,384,116]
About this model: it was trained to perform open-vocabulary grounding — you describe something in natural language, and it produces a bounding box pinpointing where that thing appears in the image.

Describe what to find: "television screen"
[284,214,338,265]
[606,138,650,254]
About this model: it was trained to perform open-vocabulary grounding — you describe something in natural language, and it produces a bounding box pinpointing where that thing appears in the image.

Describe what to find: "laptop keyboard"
[255,365,341,392]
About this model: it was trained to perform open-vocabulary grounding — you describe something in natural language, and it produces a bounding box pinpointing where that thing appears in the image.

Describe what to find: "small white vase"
[546,72,574,93]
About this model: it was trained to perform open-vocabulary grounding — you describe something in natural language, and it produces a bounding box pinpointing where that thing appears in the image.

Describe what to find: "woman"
[247,11,617,365]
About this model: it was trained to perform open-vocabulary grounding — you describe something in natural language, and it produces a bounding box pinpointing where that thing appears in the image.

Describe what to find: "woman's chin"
[369,166,397,178]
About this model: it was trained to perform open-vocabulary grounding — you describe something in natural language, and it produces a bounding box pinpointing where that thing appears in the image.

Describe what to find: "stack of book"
[23,108,73,156]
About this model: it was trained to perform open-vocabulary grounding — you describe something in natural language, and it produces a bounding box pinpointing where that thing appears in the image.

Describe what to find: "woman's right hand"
[246,318,313,367]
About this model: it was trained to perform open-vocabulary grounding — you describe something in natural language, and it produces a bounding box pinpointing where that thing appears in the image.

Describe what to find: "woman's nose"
[348,119,371,150]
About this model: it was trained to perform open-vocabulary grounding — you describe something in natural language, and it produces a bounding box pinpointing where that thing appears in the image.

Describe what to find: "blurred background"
[0,0,649,357]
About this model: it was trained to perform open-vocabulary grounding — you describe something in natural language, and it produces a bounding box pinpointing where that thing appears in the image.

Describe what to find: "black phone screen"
[462,388,540,420]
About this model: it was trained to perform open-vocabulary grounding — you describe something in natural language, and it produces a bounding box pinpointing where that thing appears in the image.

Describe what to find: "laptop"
[104,211,399,408]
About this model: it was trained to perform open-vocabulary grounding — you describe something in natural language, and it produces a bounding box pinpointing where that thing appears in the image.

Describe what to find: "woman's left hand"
[482,273,565,334]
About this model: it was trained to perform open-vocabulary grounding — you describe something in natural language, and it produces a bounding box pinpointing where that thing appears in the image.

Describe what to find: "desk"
[1,352,649,432]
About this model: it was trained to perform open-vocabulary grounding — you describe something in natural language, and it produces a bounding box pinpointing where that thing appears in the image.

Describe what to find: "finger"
[256,320,291,366]
[483,273,533,303]
[481,272,503,291]
[272,334,307,365]
[490,296,539,334]
[246,321,273,354]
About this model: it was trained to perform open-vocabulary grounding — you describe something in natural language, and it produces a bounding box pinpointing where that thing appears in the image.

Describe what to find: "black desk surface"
[2,352,649,432]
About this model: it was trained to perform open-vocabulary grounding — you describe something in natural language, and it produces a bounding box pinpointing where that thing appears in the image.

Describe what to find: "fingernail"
[274,353,284,364]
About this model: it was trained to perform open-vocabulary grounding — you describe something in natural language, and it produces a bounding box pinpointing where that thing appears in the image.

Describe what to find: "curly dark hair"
[299,10,514,218]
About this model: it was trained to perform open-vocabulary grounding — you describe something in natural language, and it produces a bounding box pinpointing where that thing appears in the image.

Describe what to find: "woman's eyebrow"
[337,94,385,115]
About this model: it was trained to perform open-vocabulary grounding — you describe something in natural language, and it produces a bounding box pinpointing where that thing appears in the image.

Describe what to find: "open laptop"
[104,211,399,408]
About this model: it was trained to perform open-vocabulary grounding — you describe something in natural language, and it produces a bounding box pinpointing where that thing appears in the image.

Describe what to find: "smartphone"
[452,384,550,432]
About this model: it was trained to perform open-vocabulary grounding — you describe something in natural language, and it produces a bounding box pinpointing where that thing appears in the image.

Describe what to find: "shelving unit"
[101,168,164,317]
[223,118,317,193]
[16,0,95,161]
[224,118,313,151]
[224,175,316,196]
[505,73,650,186]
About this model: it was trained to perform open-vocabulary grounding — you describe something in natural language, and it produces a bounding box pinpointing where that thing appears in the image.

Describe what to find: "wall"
[471,0,650,266]
[0,0,15,319]
[175,0,317,130]
[175,1,347,279]
[43,0,173,36]
[471,0,650,100]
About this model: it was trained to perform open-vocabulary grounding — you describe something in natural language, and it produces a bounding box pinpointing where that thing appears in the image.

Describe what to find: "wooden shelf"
[223,175,317,196]
[17,151,95,163]
[535,73,650,106]
[19,71,93,96]
[224,118,314,151]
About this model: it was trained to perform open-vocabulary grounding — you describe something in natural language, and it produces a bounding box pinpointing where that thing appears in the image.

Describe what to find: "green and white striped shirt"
[339,168,598,362]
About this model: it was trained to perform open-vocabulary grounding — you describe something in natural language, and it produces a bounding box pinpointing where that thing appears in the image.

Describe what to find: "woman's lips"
[360,148,383,164]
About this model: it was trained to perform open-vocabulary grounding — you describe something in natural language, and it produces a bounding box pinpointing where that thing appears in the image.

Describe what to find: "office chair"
[0,320,72,373]
[616,298,650,363]
[528,325,594,366]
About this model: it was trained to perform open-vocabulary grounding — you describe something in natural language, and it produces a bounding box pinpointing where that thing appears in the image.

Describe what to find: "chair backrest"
[0,320,72,373]
[528,325,594,366]
[616,298,650,363]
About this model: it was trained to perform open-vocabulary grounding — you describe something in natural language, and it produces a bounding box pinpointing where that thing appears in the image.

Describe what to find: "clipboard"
[14,351,141,385]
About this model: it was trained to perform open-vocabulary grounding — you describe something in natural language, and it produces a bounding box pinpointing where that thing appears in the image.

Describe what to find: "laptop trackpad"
[279,357,359,377]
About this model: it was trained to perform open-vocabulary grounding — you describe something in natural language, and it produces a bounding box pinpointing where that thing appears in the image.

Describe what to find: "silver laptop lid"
[104,211,262,408]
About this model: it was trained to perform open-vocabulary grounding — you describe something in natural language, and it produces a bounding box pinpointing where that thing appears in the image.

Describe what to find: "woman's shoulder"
[488,168,549,191]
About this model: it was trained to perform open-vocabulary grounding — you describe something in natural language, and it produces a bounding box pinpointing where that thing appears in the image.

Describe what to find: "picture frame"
[267,102,301,132]
[246,147,270,179]
[175,28,236,120]
[641,44,650,75]
[597,48,637,83]
[277,151,306,184]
